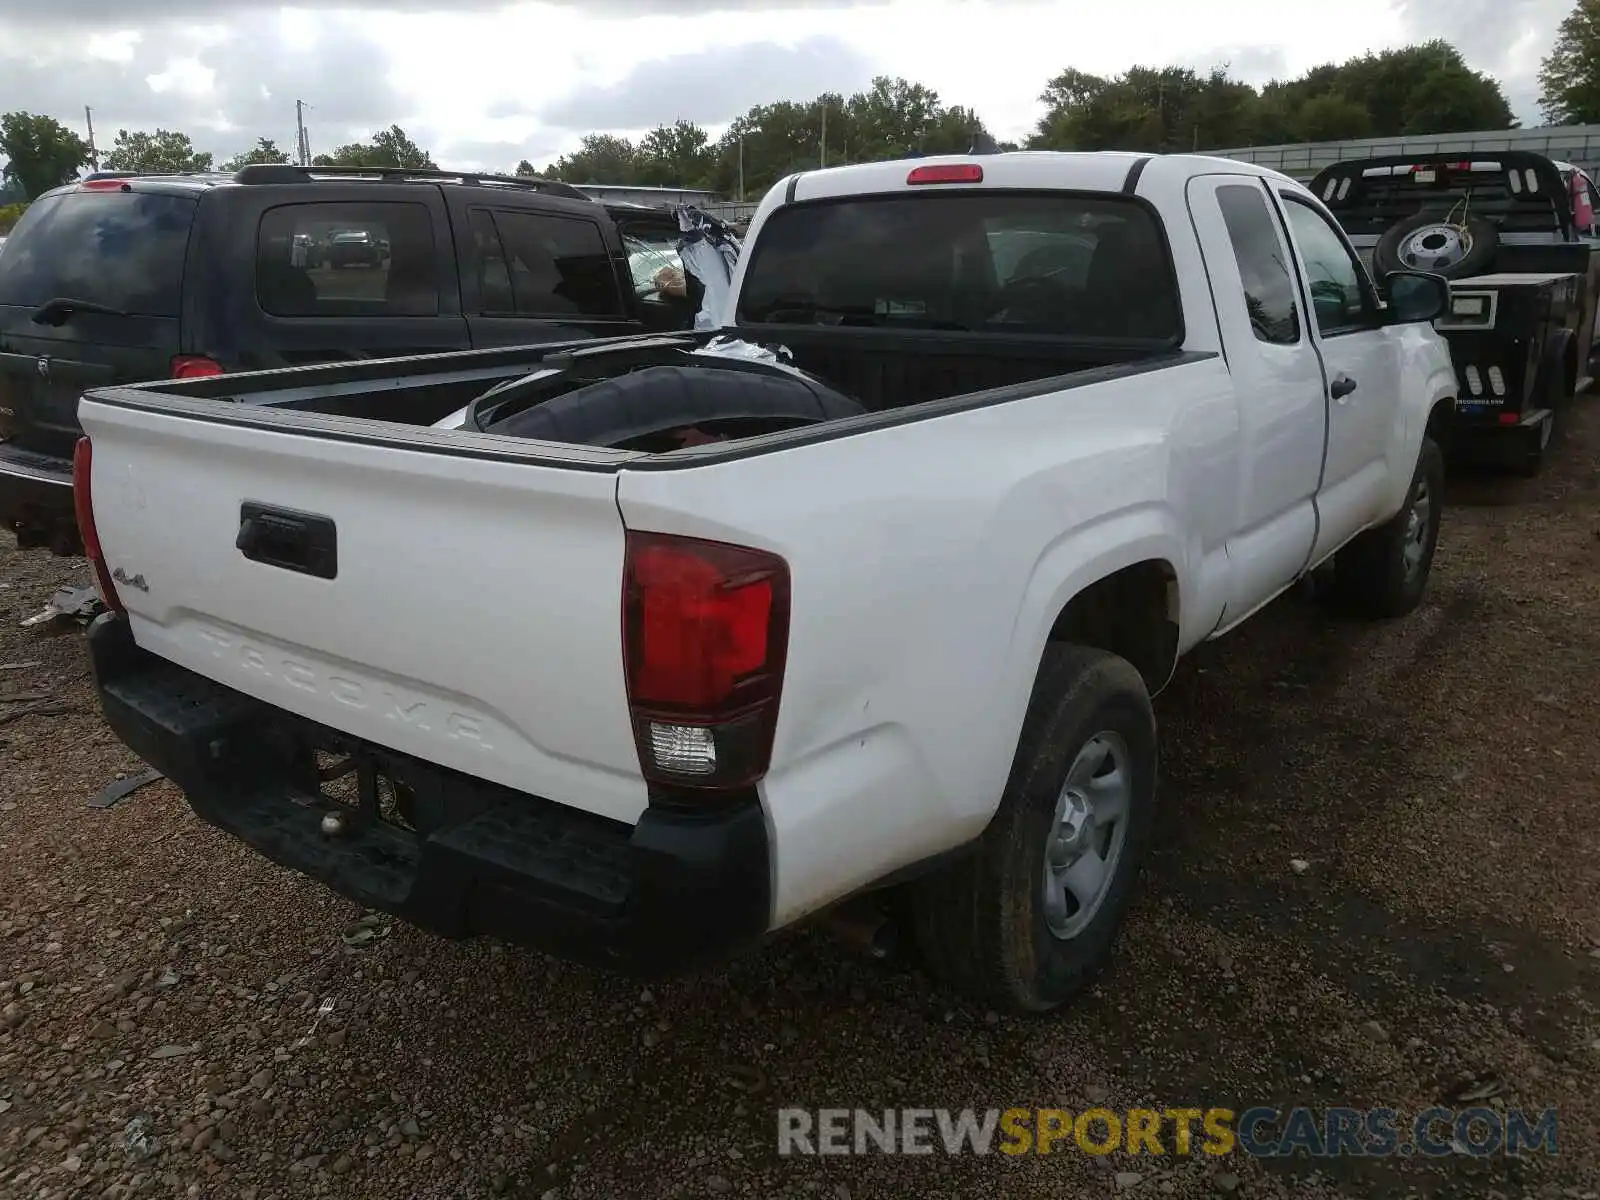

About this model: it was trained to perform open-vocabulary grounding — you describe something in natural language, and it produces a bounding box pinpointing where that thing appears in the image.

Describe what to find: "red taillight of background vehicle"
[78,179,131,192]
[622,531,790,793]
[72,437,124,615]
[906,163,983,185]
[170,355,224,379]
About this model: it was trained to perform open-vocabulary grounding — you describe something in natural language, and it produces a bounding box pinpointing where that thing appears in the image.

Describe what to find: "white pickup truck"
[75,152,1457,1013]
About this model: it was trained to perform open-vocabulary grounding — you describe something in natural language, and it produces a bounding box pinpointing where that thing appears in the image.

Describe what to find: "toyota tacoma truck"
[74,152,1457,1013]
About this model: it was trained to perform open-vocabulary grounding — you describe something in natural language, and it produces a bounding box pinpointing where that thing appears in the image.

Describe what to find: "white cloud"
[0,0,1570,172]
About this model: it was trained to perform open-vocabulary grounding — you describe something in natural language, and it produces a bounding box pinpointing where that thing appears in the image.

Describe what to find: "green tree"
[635,120,715,188]
[541,134,642,184]
[1030,66,1259,152]
[222,137,292,172]
[1294,93,1372,141]
[1402,63,1519,133]
[312,125,435,170]
[1541,0,1600,123]
[105,128,214,173]
[1031,41,1511,153]
[1262,42,1512,140]
[0,111,92,199]
[699,77,992,200]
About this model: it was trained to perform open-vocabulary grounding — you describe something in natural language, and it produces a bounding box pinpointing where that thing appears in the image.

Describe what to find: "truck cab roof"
[768,150,1298,211]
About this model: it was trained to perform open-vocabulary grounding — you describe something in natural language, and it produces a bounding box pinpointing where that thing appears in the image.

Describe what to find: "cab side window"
[1216,183,1300,345]
[1280,197,1379,336]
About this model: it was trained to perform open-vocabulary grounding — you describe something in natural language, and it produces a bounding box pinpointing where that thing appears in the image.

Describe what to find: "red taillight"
[72,437,124,615]
[1498,411,1520,425]
[907,163,983,185]
[622,531,790,792]
[171,355,224,379]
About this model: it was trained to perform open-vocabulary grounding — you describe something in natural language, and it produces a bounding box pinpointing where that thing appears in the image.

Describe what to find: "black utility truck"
[1311,151,1600,474]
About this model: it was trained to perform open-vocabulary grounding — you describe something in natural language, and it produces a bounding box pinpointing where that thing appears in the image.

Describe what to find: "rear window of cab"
[735,192,1181,341]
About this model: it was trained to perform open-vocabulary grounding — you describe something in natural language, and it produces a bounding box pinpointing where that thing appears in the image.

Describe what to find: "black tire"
[484,362,866,447]
[1372,212,1498,279]
[1332,437,1444,618]
[911,644,1157,1013]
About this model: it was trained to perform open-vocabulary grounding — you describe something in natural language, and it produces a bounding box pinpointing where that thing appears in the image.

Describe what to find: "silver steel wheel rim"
[1400,224,1470,271]
[1042,731,1131,941]
[1402,476,1432,580]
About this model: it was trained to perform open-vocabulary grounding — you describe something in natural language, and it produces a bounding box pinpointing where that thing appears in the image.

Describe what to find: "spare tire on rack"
[1372,211,1499,280]
[484,362,867,448]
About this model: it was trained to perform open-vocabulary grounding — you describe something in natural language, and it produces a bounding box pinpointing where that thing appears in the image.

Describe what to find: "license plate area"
[314,748,419,835]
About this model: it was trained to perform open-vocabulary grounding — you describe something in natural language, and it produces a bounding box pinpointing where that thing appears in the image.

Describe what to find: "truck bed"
[120,327,1170,436]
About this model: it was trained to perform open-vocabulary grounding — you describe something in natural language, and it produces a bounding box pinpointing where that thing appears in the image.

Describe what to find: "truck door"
[1272,189,1403,562]
[1185,175,1324,624]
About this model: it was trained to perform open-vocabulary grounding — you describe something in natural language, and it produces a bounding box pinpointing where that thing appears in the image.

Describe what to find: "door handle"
[237,502,339,579]
[1330,374,1358,400]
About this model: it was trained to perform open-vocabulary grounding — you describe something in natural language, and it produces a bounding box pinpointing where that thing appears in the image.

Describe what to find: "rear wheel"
[1332,436,1444,619]
[911,644,1157,1013]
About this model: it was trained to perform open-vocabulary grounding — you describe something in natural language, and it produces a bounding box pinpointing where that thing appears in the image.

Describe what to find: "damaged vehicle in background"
[0,164,740,555]
[1312,150,1600,474]
[76,150,1458,1013]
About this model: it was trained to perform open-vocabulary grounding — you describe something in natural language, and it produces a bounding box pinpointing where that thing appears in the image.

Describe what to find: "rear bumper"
[0,442,78,552]
[87,614,773,976]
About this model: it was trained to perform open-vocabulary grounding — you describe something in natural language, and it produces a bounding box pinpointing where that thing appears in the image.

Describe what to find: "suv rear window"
[0,190,198,316]
[736,193,1181,340]
[257,202,439,317]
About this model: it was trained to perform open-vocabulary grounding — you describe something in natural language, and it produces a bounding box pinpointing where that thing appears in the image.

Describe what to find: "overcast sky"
[0,0,1572,173]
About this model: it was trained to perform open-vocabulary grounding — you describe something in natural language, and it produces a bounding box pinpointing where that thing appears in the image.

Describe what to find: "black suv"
[0,164,706,553]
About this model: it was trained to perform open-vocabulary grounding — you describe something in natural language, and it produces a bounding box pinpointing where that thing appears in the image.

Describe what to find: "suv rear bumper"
[87,613,773,976]
[0,442,78,553]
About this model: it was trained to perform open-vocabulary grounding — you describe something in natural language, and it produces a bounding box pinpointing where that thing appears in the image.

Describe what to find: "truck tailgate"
[77,397,650,824]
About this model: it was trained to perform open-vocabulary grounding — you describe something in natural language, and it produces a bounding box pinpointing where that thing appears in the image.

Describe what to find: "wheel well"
[1047,560,1179,695]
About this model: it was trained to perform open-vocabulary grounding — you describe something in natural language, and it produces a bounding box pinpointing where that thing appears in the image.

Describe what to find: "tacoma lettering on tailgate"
[192,626,494,750]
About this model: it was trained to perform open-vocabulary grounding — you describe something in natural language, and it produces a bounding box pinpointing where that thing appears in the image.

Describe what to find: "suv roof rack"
[231,163,594,202]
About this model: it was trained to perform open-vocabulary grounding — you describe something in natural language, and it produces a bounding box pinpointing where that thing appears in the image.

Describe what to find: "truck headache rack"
[1312,151,1574,241]
[230,163,594,202]
[1309,152,1573,240]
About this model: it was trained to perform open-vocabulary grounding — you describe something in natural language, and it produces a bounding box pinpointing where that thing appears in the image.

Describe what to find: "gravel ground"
[2,407,1600,1200]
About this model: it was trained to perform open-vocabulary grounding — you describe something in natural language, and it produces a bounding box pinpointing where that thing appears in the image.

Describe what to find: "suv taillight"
[72,437,124,614]
[622,531,789,793]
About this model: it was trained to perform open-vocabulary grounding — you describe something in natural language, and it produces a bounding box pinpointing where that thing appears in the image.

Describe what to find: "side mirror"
[1382,270,1451,324]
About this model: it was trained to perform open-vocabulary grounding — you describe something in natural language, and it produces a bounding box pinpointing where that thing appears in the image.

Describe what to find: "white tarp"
[675,204,742,331]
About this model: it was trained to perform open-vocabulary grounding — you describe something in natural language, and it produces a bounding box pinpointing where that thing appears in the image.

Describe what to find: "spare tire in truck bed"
[1372,211,1499,279]
[483,362,866,447]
